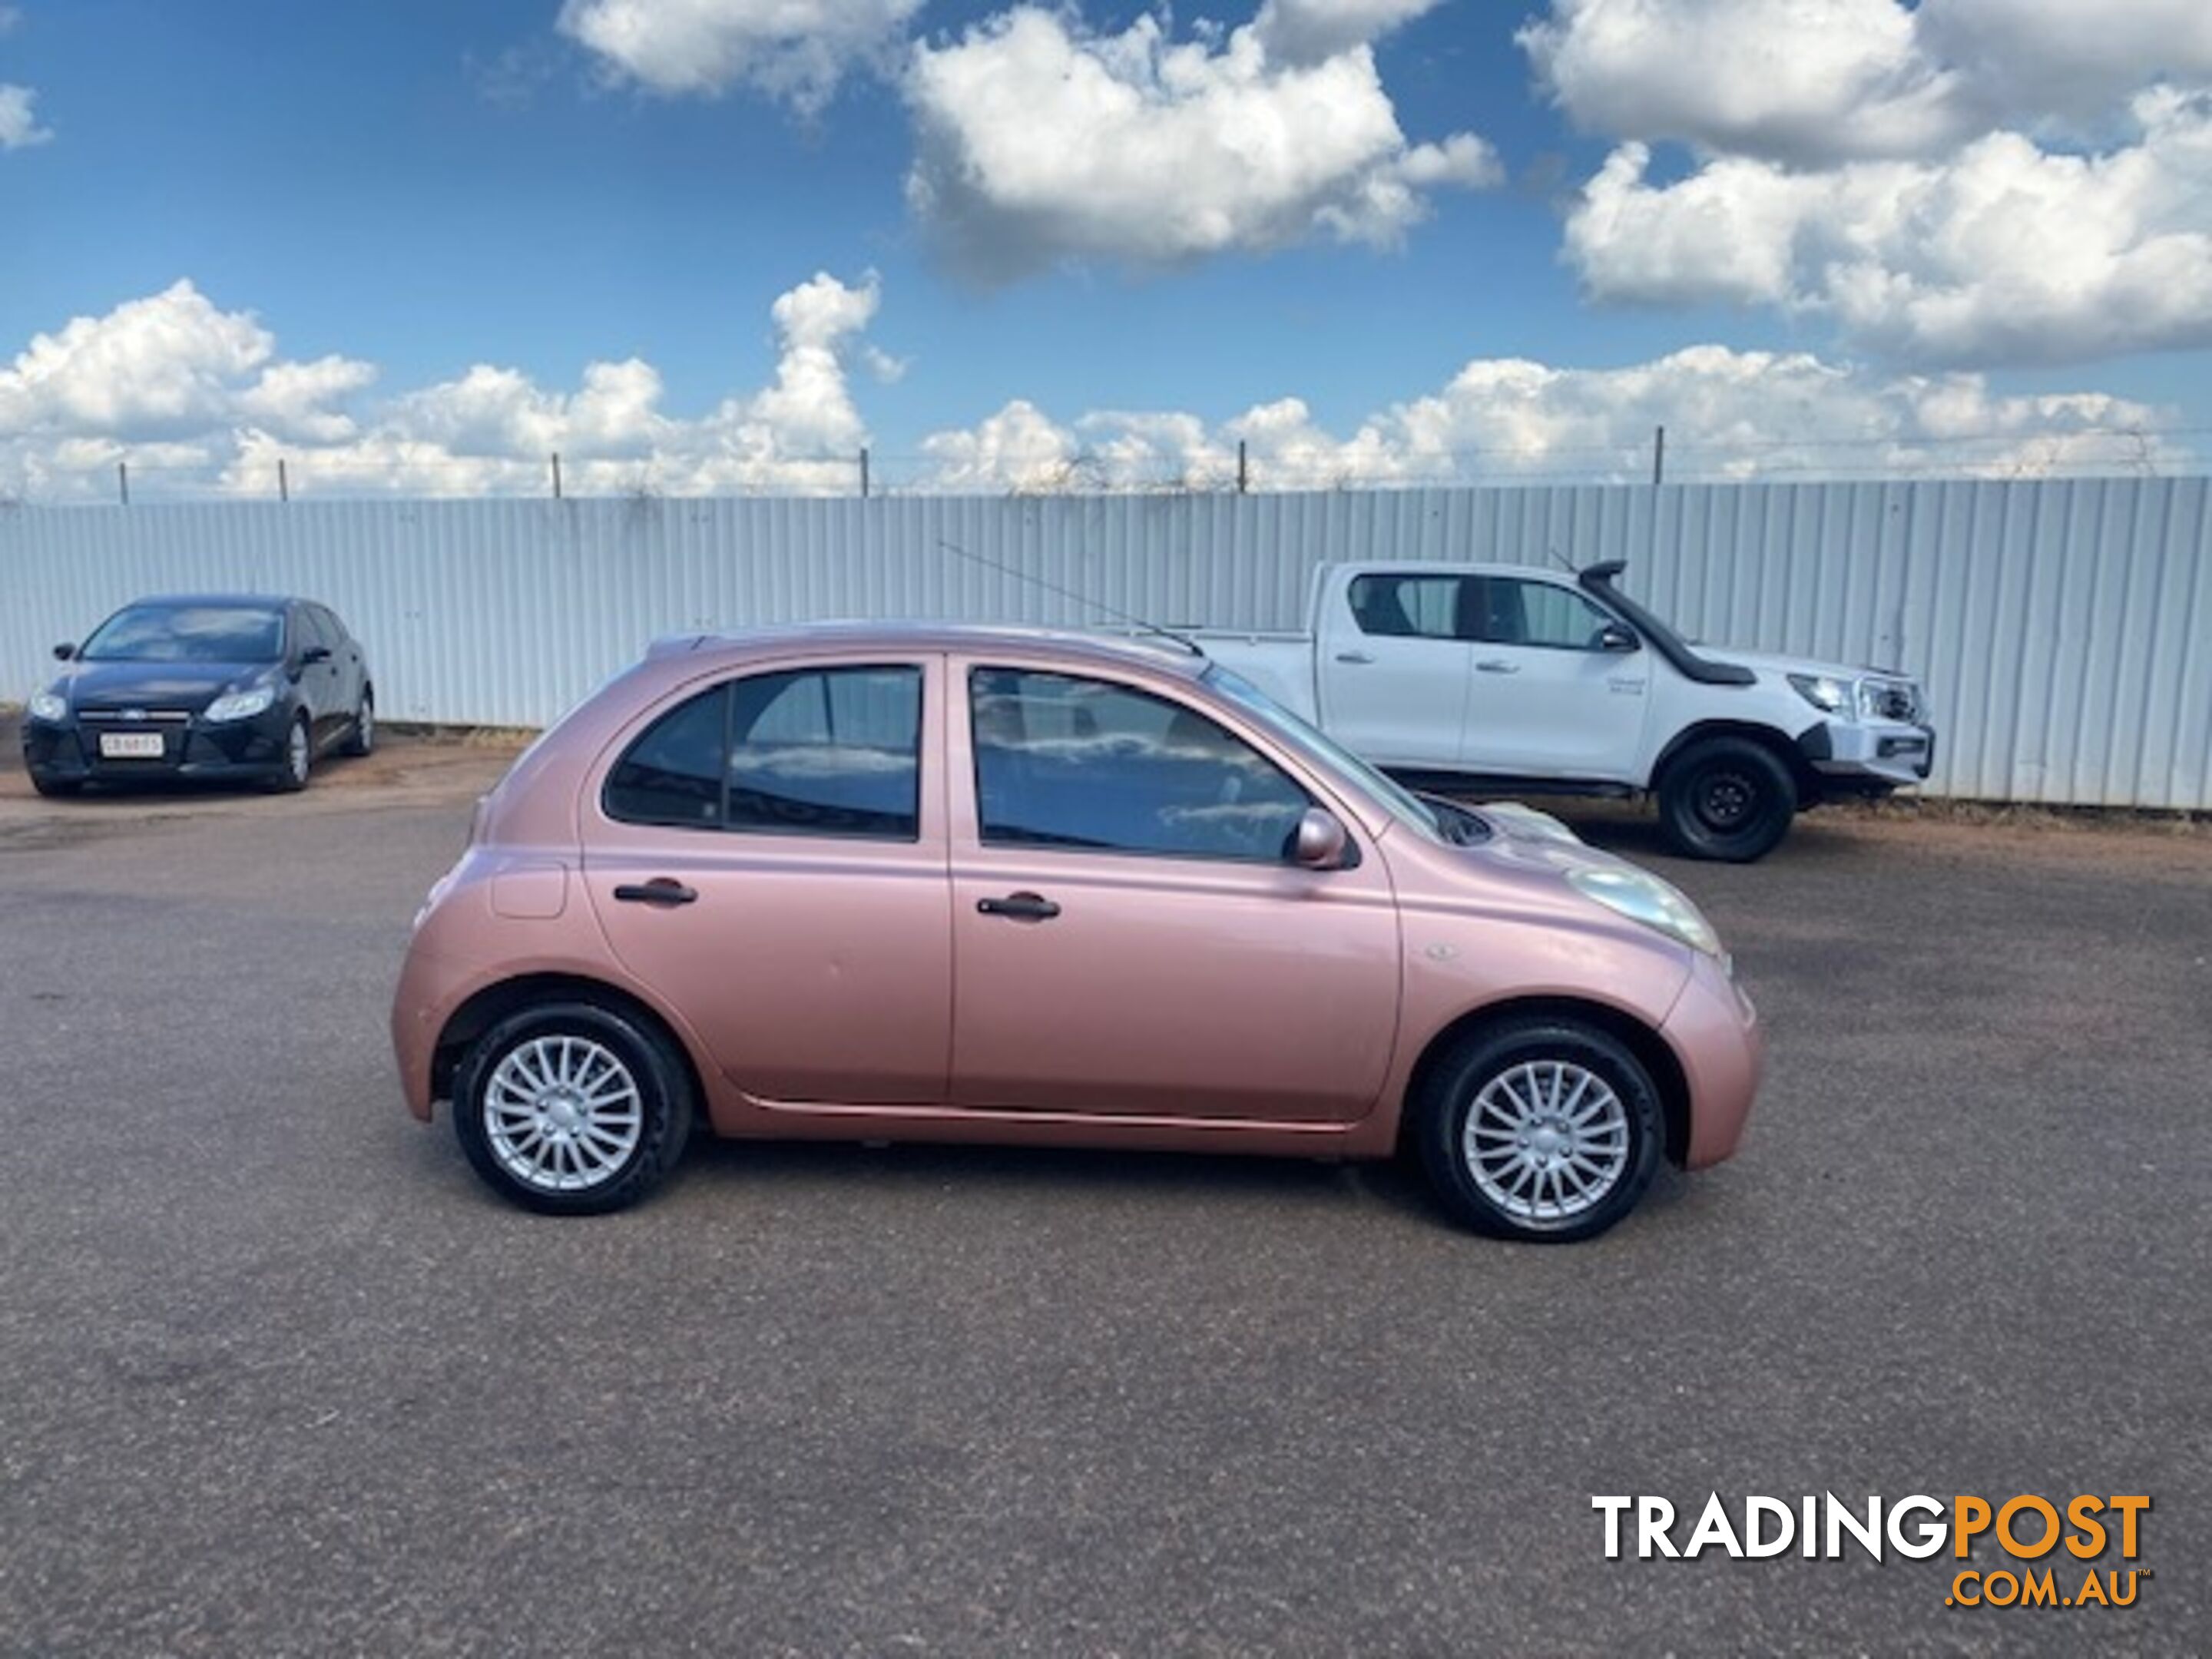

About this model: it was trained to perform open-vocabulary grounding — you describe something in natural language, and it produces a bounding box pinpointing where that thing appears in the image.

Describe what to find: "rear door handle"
[1475,660,1521,674]
[613,879,698,907]
[977,892,1061,922]
[1334,651,1375,665]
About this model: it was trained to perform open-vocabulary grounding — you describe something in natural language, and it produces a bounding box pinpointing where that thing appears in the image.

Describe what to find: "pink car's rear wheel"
[1417,1018,1663,1242]
[453,1001,692,1214]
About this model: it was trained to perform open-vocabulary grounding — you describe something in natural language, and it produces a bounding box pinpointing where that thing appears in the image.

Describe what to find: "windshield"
[81,604,286,664]
[1203,664,1441,838]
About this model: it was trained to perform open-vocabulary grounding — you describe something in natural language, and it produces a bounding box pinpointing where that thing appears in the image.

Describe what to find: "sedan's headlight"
[28,690,68,723]
[203,685,276,722]
[1568,864,1724,957]
[1788,673,1852,717]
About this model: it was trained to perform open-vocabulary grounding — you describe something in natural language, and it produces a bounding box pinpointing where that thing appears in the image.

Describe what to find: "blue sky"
[2,0,2208,498]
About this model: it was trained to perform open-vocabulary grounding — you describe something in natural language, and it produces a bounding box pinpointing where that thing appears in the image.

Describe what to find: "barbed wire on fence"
[2,422,2200,508]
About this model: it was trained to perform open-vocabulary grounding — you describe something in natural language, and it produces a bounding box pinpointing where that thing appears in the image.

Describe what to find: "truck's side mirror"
[1596,623,1640,654]
[53,643,75,661]
[1292,806,1352,870]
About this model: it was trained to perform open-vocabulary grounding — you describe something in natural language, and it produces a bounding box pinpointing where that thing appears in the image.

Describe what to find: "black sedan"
[21,595,375,797]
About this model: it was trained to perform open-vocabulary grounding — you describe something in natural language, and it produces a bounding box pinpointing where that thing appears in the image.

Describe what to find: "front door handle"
[977,892,1061,922]
[1334,651,1376,665]
[613,879,698,906]
[1475,660,1522,674]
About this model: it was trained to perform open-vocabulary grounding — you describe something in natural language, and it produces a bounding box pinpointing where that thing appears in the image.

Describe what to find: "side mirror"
[1292,806,1352,870]
[300,645,333,666]
[53,643,75,661]
[1596,623,1640,654]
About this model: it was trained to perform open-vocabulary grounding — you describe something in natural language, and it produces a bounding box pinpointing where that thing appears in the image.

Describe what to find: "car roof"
[124,594,300,608]
[1349,562,1584,581]
[654,621,1207,678]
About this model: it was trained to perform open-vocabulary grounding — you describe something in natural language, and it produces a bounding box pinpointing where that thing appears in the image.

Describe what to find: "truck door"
[1459,575,1653,780]
[1315,571,1478,770]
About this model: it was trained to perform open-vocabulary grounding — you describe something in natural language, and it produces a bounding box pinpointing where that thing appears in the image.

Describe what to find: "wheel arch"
[1649,719,1816,797]
[432,972,708,1121]
[1398,995,1691,1167]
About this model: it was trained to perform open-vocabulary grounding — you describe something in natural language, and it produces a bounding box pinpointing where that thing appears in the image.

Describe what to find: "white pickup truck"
[1197,560,1933,861]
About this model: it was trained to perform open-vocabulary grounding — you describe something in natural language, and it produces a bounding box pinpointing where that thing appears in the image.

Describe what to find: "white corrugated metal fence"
[2,479,2205,807]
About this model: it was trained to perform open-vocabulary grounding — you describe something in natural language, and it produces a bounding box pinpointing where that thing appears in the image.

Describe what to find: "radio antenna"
[935,538,1203,655]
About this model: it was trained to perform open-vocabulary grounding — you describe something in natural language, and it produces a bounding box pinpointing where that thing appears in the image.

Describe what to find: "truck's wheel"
[1657,737,1797,862]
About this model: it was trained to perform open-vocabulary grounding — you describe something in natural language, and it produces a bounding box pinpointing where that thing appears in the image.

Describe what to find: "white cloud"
[1521,0,2212,164]
[0,282,281,436]
[1567,91,2212,364]
[558,0,919,112]
[1526,0,2212,366]
[2,278,2191,504]
[1522,0,1961,164]
[1252,0,1442,66]
[903,5,1497,280]
[1917,0,2212,128]
[0,81,51,149]
[913,346,2188,493]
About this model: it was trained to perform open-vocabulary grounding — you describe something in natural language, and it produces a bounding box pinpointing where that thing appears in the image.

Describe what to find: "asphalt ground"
[1,728,2207,1656]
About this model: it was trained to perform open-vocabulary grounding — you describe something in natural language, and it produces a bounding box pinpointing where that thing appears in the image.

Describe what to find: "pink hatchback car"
[392,625,1760,1241]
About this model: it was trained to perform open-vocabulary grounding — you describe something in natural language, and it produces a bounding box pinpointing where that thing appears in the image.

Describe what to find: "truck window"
[1477,578,1618,651]
[1347,574,1472,641]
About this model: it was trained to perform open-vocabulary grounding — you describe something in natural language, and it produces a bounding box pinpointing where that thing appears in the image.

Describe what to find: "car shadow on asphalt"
[673,1134,1701,1241]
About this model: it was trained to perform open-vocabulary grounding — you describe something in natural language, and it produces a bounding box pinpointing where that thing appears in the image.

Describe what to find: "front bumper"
[22,707,295,787]
[1796,718,1936,791]
[1663,950,1763,1171]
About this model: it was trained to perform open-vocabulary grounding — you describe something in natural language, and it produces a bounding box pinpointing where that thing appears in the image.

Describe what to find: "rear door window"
[604,665,924,839]
[1346,574,1474,640]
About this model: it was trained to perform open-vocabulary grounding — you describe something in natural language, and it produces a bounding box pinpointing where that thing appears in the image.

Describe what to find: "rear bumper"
[391,940,478,1124]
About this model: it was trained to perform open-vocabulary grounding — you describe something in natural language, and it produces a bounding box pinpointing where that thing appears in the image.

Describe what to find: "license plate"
[98,732,166,760]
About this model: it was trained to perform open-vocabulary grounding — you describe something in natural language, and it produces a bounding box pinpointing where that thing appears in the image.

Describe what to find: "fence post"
[279,459,290,503]
[551,452,563,500]
[118,462,129,506]
[860,447,871,499]
[1237,440,1248,495]
[1651,426,1666,488]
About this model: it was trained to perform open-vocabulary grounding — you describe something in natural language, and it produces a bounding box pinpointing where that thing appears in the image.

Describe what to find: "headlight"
[28,690,67,723]
[1568,864,1724,956]
[203,685,277,722]
[1857,678,1922,723]
[1787,673,1851,717]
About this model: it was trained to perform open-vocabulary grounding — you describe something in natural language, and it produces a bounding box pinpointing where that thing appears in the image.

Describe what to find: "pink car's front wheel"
[1416,1018,1665,1242]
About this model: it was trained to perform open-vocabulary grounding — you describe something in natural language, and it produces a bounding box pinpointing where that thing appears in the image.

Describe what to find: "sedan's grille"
[78,708,194,724]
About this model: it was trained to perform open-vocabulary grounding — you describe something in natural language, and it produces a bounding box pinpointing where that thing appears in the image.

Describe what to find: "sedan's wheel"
[342,693,374,758]
[29,773,82,799]
[452,1002,692,1215]
[276,714,313,792]
[1416,1018,1663,1242]
[1657,736,1796,862]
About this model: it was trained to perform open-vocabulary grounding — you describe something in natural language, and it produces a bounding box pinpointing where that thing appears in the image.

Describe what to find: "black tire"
[1416,1018,1664,1243]
[1657,736,1797,862]
[273,714,313,793]
[341,691,374,758]
[452,1000,694,1216]
[29,773,82,799]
